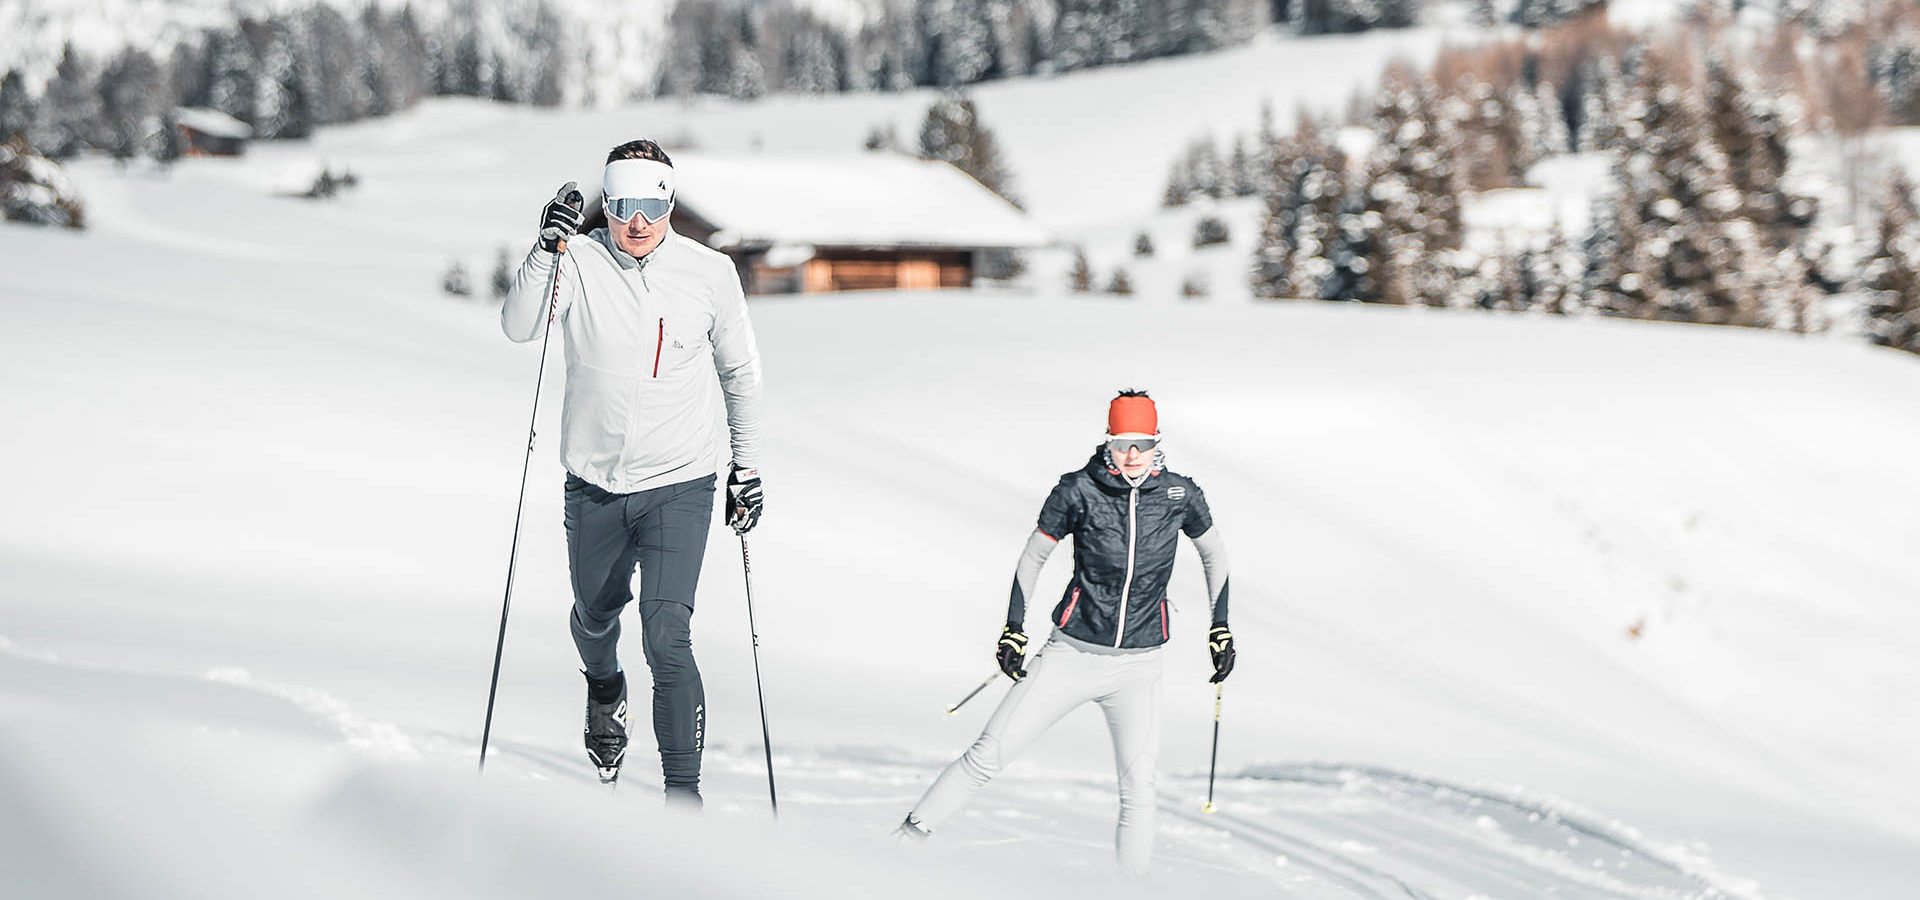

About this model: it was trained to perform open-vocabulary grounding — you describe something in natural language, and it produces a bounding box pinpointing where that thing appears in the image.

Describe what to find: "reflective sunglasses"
[1107,436,1159,454]
[605,195,674,224]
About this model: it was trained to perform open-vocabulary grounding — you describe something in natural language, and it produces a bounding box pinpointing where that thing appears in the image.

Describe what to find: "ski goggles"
[1106,436,1159,454]
[604,195,674,224]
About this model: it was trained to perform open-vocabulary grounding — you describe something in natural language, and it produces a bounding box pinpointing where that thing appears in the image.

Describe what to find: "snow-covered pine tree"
[864,123,901,151]
[1230,136,1262,196]
[38,44,104,157]
[1581,191,1642,314]
[1,136,86,228]
[1135,231,1156,256]
[383,7,433,111]
[783,23,843,93]
[1287,125,1349,300]
[1534,222,1578,314]
[443,260,472,296]
[1457,76,1516,190]
[1052,0,1104,72]
[1862,168,1920,353]
[203,27,258,127]
[918,94,1019,205]
[253,20,312,140]
[1706,58,1816,247]
[1190,135,1225,200]
[1362,69,1466,306]
[1323,193,1382,301]
[1574,53,1626,153]
[1252,120,1313,299]
[1069,246,1095,292]
[1506,77,1570,174]
[98,48,162,161]
[356,7,393,115]
[1610,55,1760,325]
[730,44,768,99]
[1194,215,1231,246]
[1163,156,1194,207]
[1870,25,1920,126]
[0,70,33,145]
[930,0,996,86]
[1108,266,1135,295]
[307,6,370,123]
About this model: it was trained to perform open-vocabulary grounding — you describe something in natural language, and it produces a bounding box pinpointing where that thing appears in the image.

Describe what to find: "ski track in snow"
[0,637,1750,897]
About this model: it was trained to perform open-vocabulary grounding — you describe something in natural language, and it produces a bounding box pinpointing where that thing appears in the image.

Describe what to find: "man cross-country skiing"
[502,140,764,805]
[895,390,1236,873]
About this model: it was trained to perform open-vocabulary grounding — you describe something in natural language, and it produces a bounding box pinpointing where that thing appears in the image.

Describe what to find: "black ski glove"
[1207,625,1235,683]
[538,181,585,252]
[996,625,1028,680]
[726,464,763,534]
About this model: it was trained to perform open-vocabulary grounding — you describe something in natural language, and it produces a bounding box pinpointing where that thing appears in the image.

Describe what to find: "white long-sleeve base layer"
[908,635,1163,875]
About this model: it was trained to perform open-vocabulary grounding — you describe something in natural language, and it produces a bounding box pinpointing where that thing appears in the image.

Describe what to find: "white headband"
[603,158,675,202]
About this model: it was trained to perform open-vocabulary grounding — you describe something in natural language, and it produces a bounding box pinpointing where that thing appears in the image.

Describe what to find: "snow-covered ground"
[6,27,1920,897]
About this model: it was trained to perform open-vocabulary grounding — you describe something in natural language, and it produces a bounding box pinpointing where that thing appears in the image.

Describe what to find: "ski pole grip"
[553,181,584,253]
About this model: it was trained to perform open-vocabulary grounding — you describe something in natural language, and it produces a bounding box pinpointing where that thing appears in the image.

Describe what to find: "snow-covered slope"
[4,34,1920,898]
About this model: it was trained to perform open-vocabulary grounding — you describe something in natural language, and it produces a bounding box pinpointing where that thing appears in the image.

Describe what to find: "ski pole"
[1203,683,1223,813]
[739,532,779,816]
[945,672,1000,715]
[479,183,581,774]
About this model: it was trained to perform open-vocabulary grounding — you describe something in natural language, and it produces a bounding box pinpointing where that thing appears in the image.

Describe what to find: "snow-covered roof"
[671,154,1050,250]
[173,107,252,140]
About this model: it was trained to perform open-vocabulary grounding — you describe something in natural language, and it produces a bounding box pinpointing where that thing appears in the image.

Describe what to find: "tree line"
[0,0,1453,161]
[0,2,572,160]
[1211,6,1920,355]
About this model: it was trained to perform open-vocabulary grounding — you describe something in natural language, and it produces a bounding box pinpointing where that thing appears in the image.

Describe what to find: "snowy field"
[7,27,1920,898]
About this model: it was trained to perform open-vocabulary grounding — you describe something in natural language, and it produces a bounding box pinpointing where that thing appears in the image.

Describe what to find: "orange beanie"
[1107,392,1158,436]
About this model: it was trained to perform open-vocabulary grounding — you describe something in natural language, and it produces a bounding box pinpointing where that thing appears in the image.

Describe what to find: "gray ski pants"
[563,472,715,790]
[909,635,1163,874]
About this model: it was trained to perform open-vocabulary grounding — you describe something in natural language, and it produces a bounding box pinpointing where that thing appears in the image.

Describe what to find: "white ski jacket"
[502,227,762,495]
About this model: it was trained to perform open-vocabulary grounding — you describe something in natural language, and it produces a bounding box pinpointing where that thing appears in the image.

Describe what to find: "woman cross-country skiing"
[895,389,1236,874]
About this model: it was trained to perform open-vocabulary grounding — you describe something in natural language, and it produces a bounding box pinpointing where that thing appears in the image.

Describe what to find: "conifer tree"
[1362,70,1466,306]
[918,94,1019,205]
[99,48,162,160]
[39,44,104,157]
[1608,58,1760,325]
[0,70,33,144]
[203,28,258,127]
[1069,246,1095,292]
[1862,169,1920,353]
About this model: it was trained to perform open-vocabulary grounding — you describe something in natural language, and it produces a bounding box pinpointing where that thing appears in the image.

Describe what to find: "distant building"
[662,154,1050,294]
[171,108,252,157]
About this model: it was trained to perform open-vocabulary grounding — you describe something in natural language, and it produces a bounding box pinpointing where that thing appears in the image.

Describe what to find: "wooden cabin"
[171,107,252,157]
[661,154,1050,295]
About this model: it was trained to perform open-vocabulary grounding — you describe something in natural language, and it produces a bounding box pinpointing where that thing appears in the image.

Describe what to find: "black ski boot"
[664,785,703,810]
[583,670,629,784]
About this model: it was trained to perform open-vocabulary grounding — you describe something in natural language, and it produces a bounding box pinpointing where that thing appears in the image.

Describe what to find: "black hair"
[1116,388,1150,398]
[606,140,673,166]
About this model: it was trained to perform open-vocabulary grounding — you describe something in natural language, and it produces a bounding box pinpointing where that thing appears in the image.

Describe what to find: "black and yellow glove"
[1207,625,1235,683]
[995,625,1029,680]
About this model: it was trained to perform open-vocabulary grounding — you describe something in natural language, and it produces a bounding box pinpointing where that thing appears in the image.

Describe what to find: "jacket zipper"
[1160,599,1168,641]
[1114,487,1139,647]
[1059,587,1080,627]
[652,317,663,378]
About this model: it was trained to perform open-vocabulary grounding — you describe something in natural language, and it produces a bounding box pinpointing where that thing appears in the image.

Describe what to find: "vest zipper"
[652,317,663,377]
[1059,587,1080,627]
[1114,487,1139,647]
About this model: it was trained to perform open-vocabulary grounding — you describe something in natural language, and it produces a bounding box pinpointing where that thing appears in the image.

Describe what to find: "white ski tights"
[908,636,1163,874]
